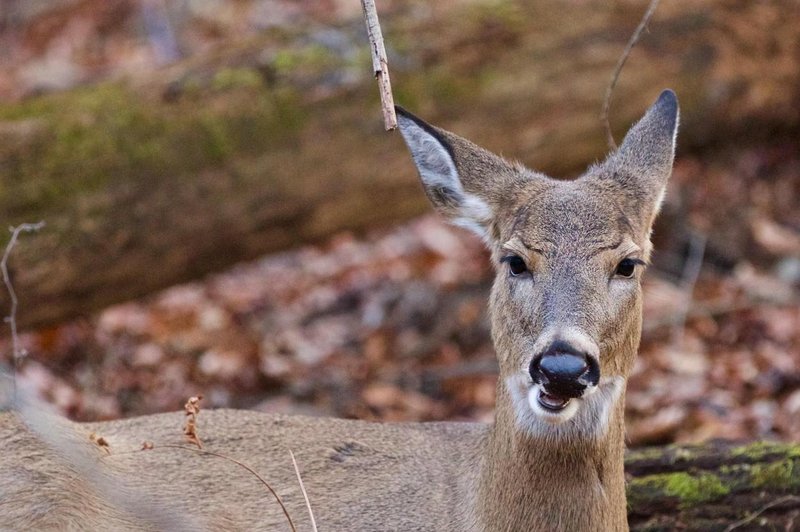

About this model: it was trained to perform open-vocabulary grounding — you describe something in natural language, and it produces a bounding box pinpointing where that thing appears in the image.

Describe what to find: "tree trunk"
[626,441,800,531]
[1,0,798,328]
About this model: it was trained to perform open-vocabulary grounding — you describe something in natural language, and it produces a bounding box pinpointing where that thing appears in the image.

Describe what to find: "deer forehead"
[496,179,640,254]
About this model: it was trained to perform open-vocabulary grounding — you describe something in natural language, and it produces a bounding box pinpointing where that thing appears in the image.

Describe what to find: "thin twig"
[670,231,707,348]
[360,0,397,130]
[136,444,297,532]
[601,0,660,150]
[723,495,800,532]
[1,221,45,397]
[289,449,318,532]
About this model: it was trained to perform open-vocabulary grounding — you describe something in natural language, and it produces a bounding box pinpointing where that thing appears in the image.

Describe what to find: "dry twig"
[723,495,800,532]
[138,397,298,530]
[183,395,203,448]
[137,443,297,532]
[601,0,661,150]
[360,0,397,130]
[89,432,112,455]
[670,231,707,348]
[290,449,318,532]
[1,221,45,396]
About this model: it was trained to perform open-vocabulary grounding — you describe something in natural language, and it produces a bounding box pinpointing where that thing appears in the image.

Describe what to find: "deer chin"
[506,374,624,438]
[527,385,582,423]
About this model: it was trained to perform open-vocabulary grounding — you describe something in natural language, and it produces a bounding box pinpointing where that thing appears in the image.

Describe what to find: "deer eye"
[615,258,640,278]
[502,255,528,276]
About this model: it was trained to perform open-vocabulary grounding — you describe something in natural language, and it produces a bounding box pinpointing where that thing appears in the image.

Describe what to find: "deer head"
[397,90,678,440]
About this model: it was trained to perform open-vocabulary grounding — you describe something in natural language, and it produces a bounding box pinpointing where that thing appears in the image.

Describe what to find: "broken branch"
[361,0,397,130]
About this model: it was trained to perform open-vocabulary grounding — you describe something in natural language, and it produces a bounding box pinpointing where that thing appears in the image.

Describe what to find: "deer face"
[398,90,678,436]
[489,177,650,430]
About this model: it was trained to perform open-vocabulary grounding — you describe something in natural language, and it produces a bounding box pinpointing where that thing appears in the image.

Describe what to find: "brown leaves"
[8,205,800,446]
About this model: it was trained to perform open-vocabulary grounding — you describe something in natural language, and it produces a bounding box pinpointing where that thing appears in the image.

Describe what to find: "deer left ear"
[606,89,679,224]
[396,106,519,241]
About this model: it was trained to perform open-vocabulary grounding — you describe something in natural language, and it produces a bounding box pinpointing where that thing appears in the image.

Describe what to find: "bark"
[1,0,799,328]
[626,441,800,531]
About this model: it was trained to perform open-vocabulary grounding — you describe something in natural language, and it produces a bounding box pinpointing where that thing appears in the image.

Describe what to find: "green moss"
[626,444,708,469]
[628,471,730,509]
[731,441,800,461]
[749,460,797,489]
[733,442,800,489]
[626,446,673,463]
[0,81,305,223]
[664,472,729,505]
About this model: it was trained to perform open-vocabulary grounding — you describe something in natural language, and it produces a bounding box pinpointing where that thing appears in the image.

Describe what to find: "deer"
[0,89,678,531]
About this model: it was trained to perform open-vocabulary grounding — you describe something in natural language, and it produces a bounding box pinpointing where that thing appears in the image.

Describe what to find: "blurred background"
[0,0,798,447]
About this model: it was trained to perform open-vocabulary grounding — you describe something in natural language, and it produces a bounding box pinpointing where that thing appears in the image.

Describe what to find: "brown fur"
[0,91,678,531]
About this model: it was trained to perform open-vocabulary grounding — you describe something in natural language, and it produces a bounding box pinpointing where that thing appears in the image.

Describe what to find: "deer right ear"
[606,90,680,225]
[396,106,515,240]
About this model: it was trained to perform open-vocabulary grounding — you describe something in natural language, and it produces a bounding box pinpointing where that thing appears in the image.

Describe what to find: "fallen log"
[626,441,800,531]
[1,0,798,328]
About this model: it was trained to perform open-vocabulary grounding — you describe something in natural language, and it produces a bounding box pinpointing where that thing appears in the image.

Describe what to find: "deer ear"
[396,106,518,240]
[607,89,679,223]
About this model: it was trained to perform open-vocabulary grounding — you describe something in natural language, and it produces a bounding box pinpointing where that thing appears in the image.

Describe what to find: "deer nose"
[529,342,600,399]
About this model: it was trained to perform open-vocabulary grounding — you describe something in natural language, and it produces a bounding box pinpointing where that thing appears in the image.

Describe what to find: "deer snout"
[529,342,600,400]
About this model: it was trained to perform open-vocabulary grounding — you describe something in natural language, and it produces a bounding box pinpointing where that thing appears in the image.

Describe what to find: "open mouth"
[537,389,571,412]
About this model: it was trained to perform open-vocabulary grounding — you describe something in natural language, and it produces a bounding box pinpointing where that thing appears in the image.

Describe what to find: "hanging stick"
[601,0,661,150]
[361,0,397,130]
[1,221,45,397]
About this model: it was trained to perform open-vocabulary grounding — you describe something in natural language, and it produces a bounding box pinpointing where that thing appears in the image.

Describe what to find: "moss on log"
[626,441,800,531]
[2,0,799,328]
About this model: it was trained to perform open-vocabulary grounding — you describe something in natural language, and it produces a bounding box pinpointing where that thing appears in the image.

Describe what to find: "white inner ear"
[652,183,668,218]
[398,117,492,240]
[651,109,680,217]
[453,194,492,240]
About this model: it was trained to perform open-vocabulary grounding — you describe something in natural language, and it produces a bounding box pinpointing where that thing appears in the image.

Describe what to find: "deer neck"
[475,381,629,531]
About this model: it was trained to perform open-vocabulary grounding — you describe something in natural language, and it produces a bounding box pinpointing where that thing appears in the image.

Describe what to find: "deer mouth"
[536,389,571,412]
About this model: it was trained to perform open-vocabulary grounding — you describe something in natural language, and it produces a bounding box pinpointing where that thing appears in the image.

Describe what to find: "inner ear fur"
[396,106,526,240]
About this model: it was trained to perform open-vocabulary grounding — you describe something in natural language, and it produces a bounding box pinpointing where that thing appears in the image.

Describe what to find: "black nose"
[529,341,600,398]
